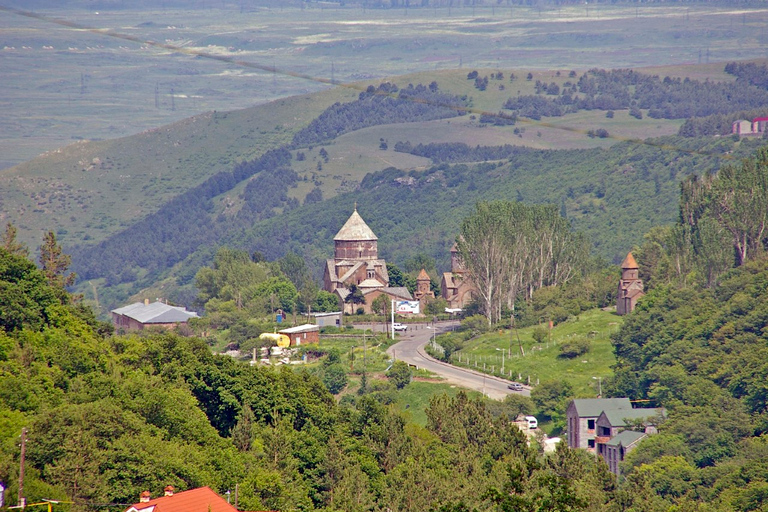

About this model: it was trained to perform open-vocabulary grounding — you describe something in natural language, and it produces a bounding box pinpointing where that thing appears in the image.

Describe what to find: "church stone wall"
[335,240,378,260]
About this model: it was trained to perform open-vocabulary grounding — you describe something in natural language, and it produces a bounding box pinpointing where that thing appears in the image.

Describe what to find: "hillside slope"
[0,87,357,249]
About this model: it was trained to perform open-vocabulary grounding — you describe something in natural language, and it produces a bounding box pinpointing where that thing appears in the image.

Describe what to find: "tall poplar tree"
[458,201,588,325]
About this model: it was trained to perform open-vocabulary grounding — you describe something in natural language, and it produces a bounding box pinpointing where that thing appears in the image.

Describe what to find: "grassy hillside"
[446,308,622,397]
[4,57,766,313]
[0,87,357,249]
[0,58,743,250]
[74,132,765,316]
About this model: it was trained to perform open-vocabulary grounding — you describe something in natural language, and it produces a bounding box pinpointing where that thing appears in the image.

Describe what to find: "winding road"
[383,321,531,400]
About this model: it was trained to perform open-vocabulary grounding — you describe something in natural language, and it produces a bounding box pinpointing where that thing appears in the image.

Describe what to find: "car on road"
[507,382,524,391]
[392,322,408,332]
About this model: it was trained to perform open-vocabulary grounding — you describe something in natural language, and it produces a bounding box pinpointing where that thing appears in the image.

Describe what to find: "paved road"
[384,321,531,400]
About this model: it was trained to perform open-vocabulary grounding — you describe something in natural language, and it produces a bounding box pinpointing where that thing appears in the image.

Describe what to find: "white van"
[525,415,538,429]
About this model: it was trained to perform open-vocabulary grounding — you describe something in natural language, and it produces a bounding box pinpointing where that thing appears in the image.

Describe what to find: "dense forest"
[603,256,768,509]
[290,83,468,147]
[501,68,768,122]
[0,246,648,512]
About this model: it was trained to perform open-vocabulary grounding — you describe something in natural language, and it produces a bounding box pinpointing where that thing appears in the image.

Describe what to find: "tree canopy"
[457,201,588,324]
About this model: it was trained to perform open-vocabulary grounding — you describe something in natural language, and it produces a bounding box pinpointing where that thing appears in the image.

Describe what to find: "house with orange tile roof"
[125,486,256,512]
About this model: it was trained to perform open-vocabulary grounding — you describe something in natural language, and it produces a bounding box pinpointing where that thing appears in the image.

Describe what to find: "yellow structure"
[259,332,290,348]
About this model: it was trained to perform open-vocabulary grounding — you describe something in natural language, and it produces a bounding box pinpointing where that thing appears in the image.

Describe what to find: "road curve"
[384,321,531,400]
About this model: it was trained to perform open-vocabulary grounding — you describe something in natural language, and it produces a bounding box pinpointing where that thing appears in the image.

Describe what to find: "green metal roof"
[605,430,646,447]
[570,398,632,418]
[600,407,665,427]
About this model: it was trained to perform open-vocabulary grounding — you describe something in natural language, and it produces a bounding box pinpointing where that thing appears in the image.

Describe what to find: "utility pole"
[390,299,395,339]
[18,428,26,509]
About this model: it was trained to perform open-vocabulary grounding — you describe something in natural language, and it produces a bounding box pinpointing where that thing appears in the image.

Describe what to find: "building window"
[588,439,595,449]
[587,419,595,430]
[600,426,611,437]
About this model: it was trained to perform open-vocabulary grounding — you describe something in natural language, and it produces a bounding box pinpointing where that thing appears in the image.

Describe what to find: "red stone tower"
[616,252,644,315]
[414,268,435,301]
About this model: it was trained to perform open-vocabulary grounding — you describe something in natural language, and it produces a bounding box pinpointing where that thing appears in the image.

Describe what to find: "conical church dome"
[334,208,377,241]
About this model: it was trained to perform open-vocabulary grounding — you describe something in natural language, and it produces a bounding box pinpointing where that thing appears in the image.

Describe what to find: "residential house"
[754,116,768,134]
[311,311,342,328]
[111,300,198,331]
[566,398,632,451]
[731,116,768,136]
[595,407,665,475]
[601,430,647,476]
[125,486,254,512]
[732,119,752,135]
[279,324,320,346]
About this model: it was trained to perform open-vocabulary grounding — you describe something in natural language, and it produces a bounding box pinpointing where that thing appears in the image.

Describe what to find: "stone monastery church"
[322,207,645,317]
[323,208,413,314]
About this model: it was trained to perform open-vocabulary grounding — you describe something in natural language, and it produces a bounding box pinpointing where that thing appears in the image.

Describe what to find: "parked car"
[507,382,524,391]
[392,322,408,332]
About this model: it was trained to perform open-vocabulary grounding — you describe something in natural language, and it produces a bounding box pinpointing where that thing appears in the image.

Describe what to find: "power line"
[0,4,742,160]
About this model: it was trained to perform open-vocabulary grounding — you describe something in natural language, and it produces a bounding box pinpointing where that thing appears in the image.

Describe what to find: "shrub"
[386,360,412,390]
[532,325,548,344]
[461,314,490,335]
[558,337,590,359]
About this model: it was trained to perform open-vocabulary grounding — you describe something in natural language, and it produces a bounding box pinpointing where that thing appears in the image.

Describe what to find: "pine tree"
[2,222,29,257]
[39,230,76,288]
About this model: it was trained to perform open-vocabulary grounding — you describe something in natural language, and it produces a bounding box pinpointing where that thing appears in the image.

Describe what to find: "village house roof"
[599,407,665,427]
[604,429,646,448]
[569,398,632,418]
[417,268,430,281]
[311,311,342,318]
[279,324,320,334]
[334,209,377,241]
[125,486,248,512]
[620,252,639,269]
[111,301,198,324]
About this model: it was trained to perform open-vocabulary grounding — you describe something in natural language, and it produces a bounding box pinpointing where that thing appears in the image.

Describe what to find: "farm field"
[2,3,767,169]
